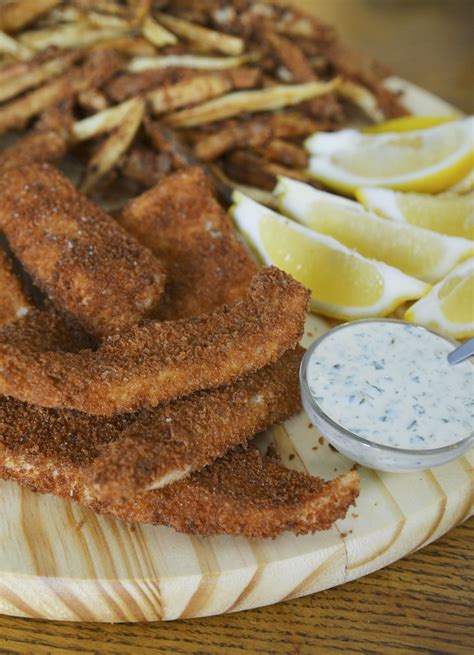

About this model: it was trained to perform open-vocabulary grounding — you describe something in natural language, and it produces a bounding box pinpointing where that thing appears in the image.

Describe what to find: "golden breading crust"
[0,424,358,538]
[0,347,303,503]
[0,163,166,338]
[0,266,309,415]
[120,167,258,319]
[0,131,68,175]
[0,249,31,325]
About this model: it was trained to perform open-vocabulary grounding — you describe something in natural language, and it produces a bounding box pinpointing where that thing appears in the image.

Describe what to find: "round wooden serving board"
[0,81,472,622]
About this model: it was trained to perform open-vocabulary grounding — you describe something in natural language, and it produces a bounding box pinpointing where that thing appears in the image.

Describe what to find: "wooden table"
[0,518,472,654]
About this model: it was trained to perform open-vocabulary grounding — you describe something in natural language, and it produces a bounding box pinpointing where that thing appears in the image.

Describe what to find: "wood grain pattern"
[0,520,471,655]
[0,309,472,623]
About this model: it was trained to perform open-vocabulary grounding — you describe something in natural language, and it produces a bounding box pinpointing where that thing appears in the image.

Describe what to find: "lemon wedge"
[405,258,474,339]
[363,115,456,134]
[450,169,474,193]
[305,117,474,195]
[231,191,430,320]
[276,177,473,283]
[357,187,474,240]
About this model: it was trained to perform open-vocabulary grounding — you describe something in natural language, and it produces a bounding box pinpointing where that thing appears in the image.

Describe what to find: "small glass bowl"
[300,319,474,473]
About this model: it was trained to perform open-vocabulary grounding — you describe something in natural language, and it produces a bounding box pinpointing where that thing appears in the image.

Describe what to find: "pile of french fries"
[0,0,408,201]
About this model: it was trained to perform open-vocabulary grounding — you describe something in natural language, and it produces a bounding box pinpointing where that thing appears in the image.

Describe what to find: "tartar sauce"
[306,322,473,450]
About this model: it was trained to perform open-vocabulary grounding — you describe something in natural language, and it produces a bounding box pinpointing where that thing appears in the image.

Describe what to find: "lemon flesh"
[357,187,474,240]
[276,178,473,283]
[405,258,474,338]
[231,191,429,321]
[306,117,474,195]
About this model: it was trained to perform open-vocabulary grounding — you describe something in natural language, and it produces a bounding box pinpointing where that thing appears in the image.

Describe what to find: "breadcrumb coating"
[0,249,30,325]
[0,163,166,337]
[119,167,257,319]
[0,266,309,415]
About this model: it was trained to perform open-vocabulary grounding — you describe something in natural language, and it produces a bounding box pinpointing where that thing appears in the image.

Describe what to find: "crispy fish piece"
[0,130,67,174]
[1,419,358,538]
[0,266,309,415]
[0,347,303,504]
[120,167,258,319]
[0,250,30,324]
[0,163,166,337]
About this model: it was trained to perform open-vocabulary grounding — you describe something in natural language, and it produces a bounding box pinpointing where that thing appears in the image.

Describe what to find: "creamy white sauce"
[306,322,473,450]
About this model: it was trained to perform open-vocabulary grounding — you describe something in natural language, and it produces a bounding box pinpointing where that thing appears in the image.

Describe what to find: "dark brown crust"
[119,167,258,319]
[89,347,303,500]
[0,265,309,415]
[0,347,302,503]
[0,440,359,538]
[0,163,166,338]
[0,250,30,325]
[0,131,68,174]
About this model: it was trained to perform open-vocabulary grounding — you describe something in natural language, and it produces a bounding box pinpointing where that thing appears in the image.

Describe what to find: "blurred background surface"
[294,0,473,112]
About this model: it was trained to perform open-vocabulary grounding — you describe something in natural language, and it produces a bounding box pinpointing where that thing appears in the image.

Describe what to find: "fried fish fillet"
[0,266,309,415]
[0,130,68,175]
[0,347,302,502]
[120,166,257,319]
[0,249,30,325]
[0,163,166,338]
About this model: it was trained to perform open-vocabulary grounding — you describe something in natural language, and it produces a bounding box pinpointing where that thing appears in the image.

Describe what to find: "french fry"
[257,139,308,169]
[77,88,109,114]
[0,0,61,33]
[142,14,177,48]
[166,78,339,127]
[195,119,272,161]
[107,69,186,102]
[0,29,33,60]
[0,75,74,135]
[147,68,260,115]
[72,98,140,141]
[19,23,128,50]
[210,163,277,207]
[41,6,82,25]
[338,79,384,123]
[86,12,132,31]
[127,0,151,24]
[80,96,145,193]
[0,49,81,103]
[127,52,259,73]
[91,36,156,57]
[155,12,244,56]
[71,0,130,17]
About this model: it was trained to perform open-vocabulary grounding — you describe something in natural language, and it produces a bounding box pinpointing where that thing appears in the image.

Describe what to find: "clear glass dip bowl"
[300,319,474,472]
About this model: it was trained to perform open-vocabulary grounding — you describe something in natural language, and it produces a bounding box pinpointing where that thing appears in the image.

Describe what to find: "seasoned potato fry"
[127,52,258,73]
[142,14,177,48]
[86,12,131,31]
[156,12,244,56]
[91,35,156,56]
[258,139,308,168]
[0,29,33,60]
[167,78,339,127]
[0,0,61,33]
[72,98,140,141]
[19,23,128,50]
[0,75,74,135]
[0,49,80,103]
[77,88,109,113]
[80,97,145,193]
[127,0,151,24]
[338,79,384,123]
[148,68,260,115]
[195,119,272,161]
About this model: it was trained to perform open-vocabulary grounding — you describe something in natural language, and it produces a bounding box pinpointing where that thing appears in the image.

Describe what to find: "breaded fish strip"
[0,396,358,537]
[0,163,166,338]
[0,266,309,415]
[0,249,30,325]
[120,167,257,319]
[0,347,302,502]
[0,130,67,174]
